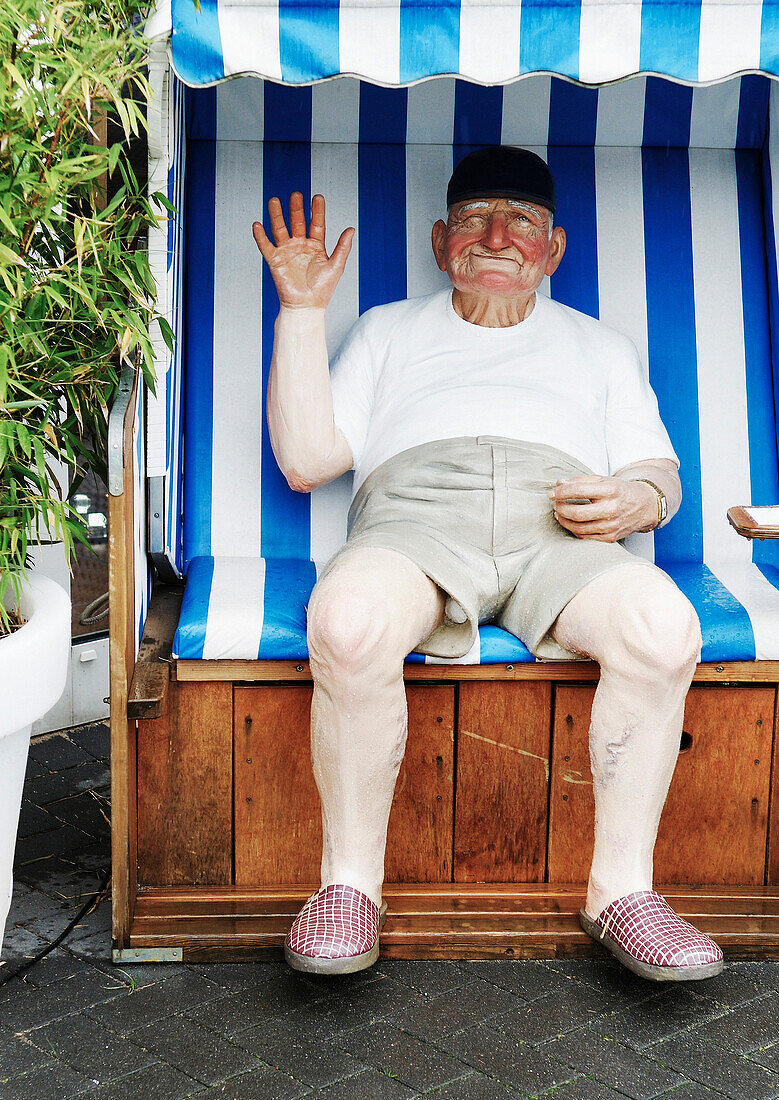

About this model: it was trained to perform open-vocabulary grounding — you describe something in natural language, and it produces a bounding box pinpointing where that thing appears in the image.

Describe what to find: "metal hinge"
[113,946,183,963]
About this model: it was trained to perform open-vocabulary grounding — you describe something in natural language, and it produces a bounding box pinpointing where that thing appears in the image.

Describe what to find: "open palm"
[252,192,354,310]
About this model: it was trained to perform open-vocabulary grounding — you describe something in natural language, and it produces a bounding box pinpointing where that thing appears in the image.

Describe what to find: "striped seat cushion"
[171,556,779,663]
[178,73,779,663]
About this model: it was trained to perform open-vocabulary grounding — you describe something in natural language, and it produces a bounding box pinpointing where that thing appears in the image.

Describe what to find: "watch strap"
[634,478,667,528]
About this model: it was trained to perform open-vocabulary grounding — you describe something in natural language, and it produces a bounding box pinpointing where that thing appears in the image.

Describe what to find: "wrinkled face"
[431,196,565,297]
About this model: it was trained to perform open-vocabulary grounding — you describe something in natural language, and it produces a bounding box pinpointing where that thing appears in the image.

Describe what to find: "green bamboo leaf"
[4,61,26,89]
[16,421,30,459]
[0,241,22,265]
[43,284,67,310]
[150,191,177,216]
[108,141,123,174]
[0,374,6,413]
[157,315,175,352]
[0,203,19,237]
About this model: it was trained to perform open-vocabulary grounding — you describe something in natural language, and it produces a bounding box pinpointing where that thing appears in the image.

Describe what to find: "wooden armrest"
[728,505,779,540]
[128,583,184,719]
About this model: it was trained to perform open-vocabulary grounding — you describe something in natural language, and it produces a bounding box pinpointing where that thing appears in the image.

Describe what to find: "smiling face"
[431,196,566,299]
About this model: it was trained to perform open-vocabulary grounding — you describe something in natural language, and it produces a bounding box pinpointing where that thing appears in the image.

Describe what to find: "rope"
[79,592,109,626]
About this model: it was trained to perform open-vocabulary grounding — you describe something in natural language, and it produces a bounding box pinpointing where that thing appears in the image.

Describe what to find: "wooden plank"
[107,365,139,948]
[548,684,774,885]
[386,685,455,883]
[133,881,779,918]
[234,685,320,886]
[128,882,779,960]
[455,682,551,882]
[234,684,455,886]
[174,658,779,684]
[769,687,779,885]
[127,584,183,719]
[137,681,233,885]
[129,913,779,939]
[173,942,778,961]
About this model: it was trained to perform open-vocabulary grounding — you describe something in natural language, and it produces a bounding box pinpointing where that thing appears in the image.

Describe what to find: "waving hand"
[252,192,354,310]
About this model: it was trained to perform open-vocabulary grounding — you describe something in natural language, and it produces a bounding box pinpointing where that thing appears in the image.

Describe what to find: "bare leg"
[306,547,446,908]
[550,562,702,920]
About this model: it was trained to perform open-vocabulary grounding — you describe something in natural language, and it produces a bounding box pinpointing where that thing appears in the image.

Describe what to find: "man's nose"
[482,212,512,250]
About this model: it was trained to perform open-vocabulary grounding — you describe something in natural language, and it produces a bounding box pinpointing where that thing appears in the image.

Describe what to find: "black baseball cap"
[447,146,556,215]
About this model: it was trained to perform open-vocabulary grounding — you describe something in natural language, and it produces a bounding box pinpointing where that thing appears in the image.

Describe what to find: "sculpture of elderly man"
[252,145,724,983]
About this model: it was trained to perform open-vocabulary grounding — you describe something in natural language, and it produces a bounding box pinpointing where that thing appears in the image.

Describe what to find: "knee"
[602,579,702,682]
[306,583,396,677]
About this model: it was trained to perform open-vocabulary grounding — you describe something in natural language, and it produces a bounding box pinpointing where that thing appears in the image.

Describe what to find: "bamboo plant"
[0,0,172,636]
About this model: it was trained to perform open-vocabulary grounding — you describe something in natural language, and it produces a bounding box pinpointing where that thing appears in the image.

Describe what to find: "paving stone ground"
[1,721,779,1099]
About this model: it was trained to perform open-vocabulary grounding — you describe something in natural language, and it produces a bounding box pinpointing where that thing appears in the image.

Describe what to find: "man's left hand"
[548,476,658,542]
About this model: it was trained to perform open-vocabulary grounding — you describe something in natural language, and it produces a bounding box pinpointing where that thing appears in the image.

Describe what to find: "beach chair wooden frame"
[108,3,779,962]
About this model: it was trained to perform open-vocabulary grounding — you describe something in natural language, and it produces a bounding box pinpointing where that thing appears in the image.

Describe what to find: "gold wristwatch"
[635,478,667,529]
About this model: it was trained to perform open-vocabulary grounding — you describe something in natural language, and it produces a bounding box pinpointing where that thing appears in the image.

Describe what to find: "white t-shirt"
[330,287,678,496]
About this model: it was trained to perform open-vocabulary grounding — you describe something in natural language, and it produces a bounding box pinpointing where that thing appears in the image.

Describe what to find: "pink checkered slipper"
[579,889,724,981]
[284,883,389,975]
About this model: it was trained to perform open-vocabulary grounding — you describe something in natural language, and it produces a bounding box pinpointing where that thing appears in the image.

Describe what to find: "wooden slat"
[234,684,455,886]
[107,365,139,948]
[657,686,773,884]
[548,684,774,885]
[173,658,779,683]
[137,681,233,885]
[234,685,320,885]
[127,584,183,719]
[769,688,779,885]
[386,685,455,883]
[455,682,551,882]
[128,882,779,960]
[132,881,779,918]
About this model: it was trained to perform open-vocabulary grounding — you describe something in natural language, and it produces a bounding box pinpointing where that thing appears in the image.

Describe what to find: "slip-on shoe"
[285,883,388,975]
[579,888,724,981]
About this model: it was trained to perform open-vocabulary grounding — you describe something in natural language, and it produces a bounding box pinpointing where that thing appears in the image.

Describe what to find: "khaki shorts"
[317,435,659,661]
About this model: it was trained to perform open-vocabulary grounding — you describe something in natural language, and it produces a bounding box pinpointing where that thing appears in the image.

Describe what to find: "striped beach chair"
[108,1,779,962]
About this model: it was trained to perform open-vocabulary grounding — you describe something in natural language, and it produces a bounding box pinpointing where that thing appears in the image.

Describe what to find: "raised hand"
[252,192,354,310]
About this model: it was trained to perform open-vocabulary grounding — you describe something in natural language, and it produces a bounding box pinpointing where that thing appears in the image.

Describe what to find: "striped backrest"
[180,73,779,579]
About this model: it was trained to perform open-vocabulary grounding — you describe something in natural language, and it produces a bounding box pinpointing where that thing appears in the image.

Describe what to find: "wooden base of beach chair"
[110,582,779,961]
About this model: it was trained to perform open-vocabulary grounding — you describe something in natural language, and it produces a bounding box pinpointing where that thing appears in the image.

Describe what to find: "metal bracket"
[107,366,138,497]
[113,946,183,963]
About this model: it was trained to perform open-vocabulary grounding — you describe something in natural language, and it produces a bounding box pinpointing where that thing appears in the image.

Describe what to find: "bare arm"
[252,192,355,492]
[266,308,354,491]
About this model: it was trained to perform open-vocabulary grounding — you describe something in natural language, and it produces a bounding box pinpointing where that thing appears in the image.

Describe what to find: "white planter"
[0,573,70,954]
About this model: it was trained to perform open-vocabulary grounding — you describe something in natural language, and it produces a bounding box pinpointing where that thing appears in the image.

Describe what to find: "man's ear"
[431,219,448,272]
[545,225,566,277]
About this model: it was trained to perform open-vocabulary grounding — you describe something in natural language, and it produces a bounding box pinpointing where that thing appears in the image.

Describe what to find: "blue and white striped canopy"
[146,0,779,87]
